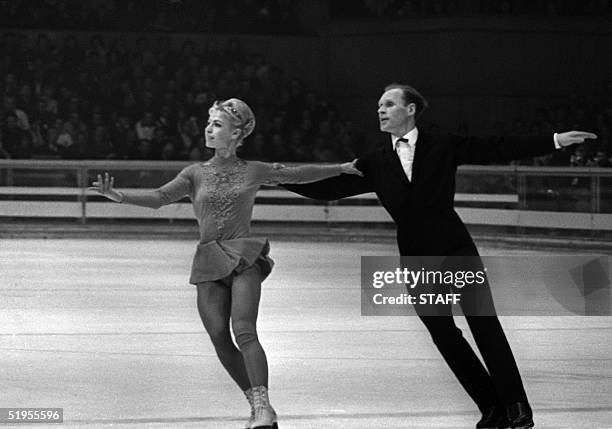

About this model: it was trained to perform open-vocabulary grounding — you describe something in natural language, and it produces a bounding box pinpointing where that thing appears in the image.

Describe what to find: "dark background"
[0,0,610,166]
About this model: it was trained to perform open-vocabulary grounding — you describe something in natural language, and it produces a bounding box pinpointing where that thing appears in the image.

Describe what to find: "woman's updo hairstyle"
[209,98,256,140]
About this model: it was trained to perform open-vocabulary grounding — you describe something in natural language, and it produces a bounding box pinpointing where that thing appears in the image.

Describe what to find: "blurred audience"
[0,31,360,161]
[509,94,612,167]
[0,0,301,35]
[0,0,608,166]
[331,0,612,18]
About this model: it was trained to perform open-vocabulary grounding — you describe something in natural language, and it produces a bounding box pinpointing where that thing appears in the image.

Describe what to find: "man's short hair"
[384,83,429,117]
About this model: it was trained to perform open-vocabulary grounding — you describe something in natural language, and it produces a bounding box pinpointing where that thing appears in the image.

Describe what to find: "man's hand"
[556,131,597,147]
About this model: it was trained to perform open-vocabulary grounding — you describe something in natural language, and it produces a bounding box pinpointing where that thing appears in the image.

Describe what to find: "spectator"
[111,113,133,158]
[2,72,19,97]
[151,128,169,159]
[2,95,30,131]
[156,104,176,136]
[1,113,24,156]
[11,129,32,159]
[187,143,205,161]
[41,84,59,115]
[175,116,201,159]
[88,125,114,159]
[31,98,56,129]
[0,129,10,158]
[589,150,610,167]
[570,145,588,167]
[56,121,75,148]
[135,111,156,141]
[73,131,88,159]
[160,141,178,160]
[55,121,80,159]
[44,126,59,156]
[17,84,35,114]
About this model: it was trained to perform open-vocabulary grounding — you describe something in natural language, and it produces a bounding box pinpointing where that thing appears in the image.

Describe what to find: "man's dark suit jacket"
[284,133,556,256]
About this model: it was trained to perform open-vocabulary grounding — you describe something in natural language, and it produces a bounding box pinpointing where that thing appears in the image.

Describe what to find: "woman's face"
[205,111,238,150]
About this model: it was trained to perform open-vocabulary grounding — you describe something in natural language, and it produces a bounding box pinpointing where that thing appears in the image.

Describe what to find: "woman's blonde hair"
[209,98,256,140]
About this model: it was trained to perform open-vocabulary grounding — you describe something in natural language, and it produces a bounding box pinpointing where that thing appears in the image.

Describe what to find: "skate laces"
[244,389,255,416]
[251,386,270,409]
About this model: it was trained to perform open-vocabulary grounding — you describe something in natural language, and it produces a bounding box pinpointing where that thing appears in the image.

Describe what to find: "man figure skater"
[283,83,596,429]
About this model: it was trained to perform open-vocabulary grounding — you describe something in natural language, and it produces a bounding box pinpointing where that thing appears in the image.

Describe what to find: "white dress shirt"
[391,129,562,182]
[392,127,419,181]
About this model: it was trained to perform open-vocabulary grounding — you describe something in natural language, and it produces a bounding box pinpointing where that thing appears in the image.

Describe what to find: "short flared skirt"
[189,237,274,285]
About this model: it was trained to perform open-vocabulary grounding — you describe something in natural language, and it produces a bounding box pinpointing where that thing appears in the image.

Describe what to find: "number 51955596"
[0,408,63,423]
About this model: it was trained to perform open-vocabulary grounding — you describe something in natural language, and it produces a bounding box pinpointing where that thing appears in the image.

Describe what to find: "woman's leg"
[196,281,251,391]
[230,265,268,387]
[230,266,277,428]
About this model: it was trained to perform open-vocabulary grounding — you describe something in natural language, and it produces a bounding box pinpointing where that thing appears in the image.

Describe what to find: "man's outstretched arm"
[282,173,373,201]
[454,130,597,165]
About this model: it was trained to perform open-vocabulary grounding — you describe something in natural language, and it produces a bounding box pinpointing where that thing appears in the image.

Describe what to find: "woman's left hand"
[340,159,364,176]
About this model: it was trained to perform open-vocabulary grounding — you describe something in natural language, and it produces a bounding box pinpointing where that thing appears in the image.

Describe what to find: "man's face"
[377,88,414,135]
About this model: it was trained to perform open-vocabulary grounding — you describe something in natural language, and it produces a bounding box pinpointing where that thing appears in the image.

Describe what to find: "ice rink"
[1,238,611,428]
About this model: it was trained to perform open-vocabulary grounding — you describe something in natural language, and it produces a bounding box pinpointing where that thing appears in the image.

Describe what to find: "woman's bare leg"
[230,266,268,387]
[196,281,250,391]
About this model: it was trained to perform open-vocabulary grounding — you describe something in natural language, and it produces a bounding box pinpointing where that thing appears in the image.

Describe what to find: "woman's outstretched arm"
[257,160,363,186]
[88,167,193,209]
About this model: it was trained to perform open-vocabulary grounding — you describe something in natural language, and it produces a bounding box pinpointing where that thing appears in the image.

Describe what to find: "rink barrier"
[0,160,610,231]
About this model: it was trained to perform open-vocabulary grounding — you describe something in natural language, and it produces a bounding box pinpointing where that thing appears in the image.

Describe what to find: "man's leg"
[417,314,498,412]
[466,315,528,404]
[454,251,533,428]
[410,253,498,411]
[454,252,529,405]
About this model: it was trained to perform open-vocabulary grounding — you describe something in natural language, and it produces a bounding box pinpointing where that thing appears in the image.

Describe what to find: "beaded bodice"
[186,158,256,242]
[196,159,251,240]
[152,159,344,244]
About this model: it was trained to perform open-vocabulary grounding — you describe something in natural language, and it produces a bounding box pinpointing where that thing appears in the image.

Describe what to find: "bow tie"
[395,138,411,150]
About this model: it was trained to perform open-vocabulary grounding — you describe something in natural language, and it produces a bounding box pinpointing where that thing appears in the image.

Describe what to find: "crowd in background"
[445,92,612,167]
[509,96,611,167]
[3,0,610,33]
[0,31,361,162]
[331,0,612,18]
[0,28,609,167]
[0,0,300,34]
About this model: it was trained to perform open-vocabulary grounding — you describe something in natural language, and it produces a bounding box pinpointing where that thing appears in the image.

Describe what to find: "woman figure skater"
[89,98,362,429]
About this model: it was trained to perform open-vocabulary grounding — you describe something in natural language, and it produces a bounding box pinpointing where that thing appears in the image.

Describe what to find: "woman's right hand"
[340,159,364,176]
[87,172,123,202]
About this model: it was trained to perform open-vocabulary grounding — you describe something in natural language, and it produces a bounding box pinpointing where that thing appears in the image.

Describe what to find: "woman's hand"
[87,172,123,202]
[340,159,364,176]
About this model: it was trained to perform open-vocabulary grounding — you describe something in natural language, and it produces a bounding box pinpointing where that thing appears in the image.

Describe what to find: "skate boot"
[249,385,278,429]
[243,388,255,429]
